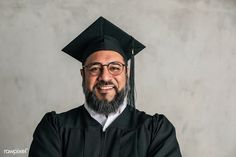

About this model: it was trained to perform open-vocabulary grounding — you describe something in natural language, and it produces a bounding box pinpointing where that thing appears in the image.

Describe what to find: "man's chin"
[95,93,115,102]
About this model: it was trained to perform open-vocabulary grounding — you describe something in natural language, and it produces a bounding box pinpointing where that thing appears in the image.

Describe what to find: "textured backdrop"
[0,0,236,157]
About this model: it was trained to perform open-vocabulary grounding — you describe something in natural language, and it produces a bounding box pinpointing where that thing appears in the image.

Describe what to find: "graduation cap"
[62,16,145,107]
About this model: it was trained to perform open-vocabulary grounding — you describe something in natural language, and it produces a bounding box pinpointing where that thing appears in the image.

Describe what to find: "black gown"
[29,105,182,157]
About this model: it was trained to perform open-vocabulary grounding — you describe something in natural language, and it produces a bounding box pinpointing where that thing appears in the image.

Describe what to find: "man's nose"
[98,67,112,81]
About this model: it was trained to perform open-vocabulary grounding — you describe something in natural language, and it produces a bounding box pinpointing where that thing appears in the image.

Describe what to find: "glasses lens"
[87,63,102,75]
[108,62,123,75]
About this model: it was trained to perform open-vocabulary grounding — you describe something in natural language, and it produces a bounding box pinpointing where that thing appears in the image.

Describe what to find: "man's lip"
[96,85,115,92]
[98,85,114,90]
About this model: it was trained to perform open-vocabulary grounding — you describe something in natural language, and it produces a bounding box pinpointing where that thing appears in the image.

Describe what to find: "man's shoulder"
[57,105,84,118]
[41,105,85,128]
[128,106,173,129]
[130,106,161,121]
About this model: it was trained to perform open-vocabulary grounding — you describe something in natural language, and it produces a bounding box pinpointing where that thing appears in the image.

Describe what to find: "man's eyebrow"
[84,62,101,67]
[88,62,101,65]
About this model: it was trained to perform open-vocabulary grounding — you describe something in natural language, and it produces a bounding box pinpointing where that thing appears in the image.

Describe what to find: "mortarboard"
[62,16,145,107]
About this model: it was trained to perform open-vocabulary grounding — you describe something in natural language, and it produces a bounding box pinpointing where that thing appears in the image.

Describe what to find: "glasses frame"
[83,61,127,76]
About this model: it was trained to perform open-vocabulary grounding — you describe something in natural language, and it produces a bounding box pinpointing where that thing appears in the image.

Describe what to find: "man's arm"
[147,114,182,157]
[29,112,62,157]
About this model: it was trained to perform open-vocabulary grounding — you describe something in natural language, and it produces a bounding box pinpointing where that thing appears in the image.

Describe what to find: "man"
[29,16,182,157]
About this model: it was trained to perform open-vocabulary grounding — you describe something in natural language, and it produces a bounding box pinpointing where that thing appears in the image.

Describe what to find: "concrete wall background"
[1,0,236,156]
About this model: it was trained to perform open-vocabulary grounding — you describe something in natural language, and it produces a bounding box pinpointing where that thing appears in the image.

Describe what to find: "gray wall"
[1,0,236,157]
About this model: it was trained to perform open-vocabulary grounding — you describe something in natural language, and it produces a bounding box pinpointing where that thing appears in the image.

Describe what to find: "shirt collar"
[84,98,127,131]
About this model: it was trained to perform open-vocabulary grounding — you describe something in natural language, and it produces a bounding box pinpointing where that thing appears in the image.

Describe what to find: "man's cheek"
[91,83,98,91]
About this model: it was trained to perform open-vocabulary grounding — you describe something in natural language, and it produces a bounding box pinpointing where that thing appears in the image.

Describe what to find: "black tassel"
[128,38,135,108]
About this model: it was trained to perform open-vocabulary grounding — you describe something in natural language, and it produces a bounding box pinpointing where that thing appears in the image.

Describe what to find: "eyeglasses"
[83,61,126,76]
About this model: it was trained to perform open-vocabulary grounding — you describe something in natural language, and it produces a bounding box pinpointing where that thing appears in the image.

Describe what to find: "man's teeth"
[99,85,114,90]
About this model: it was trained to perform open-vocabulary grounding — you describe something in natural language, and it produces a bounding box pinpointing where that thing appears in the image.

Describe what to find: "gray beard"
[83,80,129,115]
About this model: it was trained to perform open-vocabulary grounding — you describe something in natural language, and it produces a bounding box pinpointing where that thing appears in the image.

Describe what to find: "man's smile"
[98,84,115,90]
[96,84,115,94]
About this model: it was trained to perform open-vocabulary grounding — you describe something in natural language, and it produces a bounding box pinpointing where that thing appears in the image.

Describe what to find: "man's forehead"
[84,50,125,64]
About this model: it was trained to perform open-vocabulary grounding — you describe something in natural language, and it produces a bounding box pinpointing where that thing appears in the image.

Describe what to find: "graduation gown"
[29,105,181,157]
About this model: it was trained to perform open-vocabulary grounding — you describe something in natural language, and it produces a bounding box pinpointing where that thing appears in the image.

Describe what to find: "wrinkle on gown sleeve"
[29,112,62,157]
[147,114,182,157]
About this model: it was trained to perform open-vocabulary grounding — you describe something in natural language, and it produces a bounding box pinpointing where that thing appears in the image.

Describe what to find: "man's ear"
[126,67,130,78]
[80,69,85,78]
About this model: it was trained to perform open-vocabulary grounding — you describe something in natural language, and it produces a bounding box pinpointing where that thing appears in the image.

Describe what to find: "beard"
[83,79,129,115]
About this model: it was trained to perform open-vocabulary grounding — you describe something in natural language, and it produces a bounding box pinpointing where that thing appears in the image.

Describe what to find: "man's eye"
[89,67,100,72]
[109,66,121,71]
